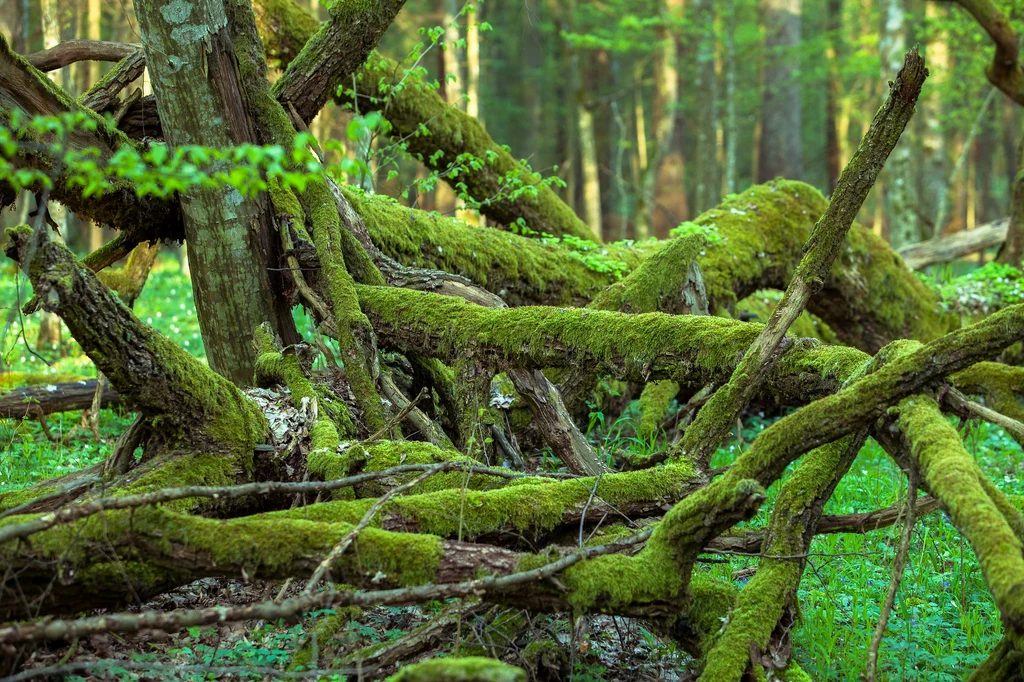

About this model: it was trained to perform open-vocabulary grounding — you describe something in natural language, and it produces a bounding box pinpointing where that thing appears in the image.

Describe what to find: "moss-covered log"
[356,283,867,399]
[4,226,266,456]
[893,394,1024,679]
[351,181,951,352]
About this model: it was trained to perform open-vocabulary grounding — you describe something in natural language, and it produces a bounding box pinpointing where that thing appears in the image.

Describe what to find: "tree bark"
[135,0,299,385]
[634,0,681,240]
[693,0,719,212]
[758,0,803,183]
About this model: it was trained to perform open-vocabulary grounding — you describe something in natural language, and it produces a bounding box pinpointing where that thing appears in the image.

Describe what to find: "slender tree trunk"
[36,0,66,353]
[575,33,603,240]
[880,0,918,249]
[693,0,719,212]
[724,0,739,195]
[825,0,843,192]
[434,0,461,215]
[466,0,481,121]
[976,117,996,226]
[997,132,1024,267]
[634,0,681,239]
[921,2,948,237]
[758,0,803,183]
[579,105,602,238]
[653,5,690,237]
[83,0,105,252]
[135,0,299,384]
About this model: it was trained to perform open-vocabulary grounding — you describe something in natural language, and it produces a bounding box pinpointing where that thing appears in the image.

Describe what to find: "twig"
[0,528,652,644]
[364,387,430,443]
[863,478,917,681]
[942,388,1024,443]
[579,472,603,547]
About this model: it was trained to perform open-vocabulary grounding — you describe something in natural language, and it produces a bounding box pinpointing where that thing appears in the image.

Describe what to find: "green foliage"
[937,262,1024,316]
[0,111,375,199]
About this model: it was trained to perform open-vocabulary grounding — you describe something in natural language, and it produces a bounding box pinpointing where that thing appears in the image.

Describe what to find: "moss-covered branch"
[698,434,865,681]
[678,49,927,464]
[4,226,266,456]
[0,34,182,243]
[268,461,702,541]
[250,0,598,241]
[895,395,1024,627]
[349,181,951,352]
[356,283,868,399]
[271,0,408,125]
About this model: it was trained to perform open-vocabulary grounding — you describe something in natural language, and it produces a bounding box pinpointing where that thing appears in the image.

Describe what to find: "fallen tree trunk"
[897,218,1008,269]
[0,379,120,419]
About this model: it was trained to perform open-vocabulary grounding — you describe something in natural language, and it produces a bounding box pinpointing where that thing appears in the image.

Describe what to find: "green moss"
[559,539,686,612]
[298,179,387,433]
[138,508,444,587]
[0,371,89,388]
[344,186,637,307]
[687,572,739,650]
[897,395,1024,624]
[289,609,358,671]
[122,453,237,511]
[734,290,838,344]
[383,657,526,682]
[352,441,496,497]
[589,233,706,314]
[269,461,699,539]
[0,485,58,513]
[636,380,680,441]
[77,560,176,596]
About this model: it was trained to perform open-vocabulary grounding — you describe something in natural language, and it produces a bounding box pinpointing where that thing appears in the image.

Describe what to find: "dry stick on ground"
[864,478,918,682]
[0,528,653,644]
[675,48,928,465]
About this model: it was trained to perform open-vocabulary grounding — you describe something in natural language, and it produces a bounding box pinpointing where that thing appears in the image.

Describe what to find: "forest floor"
[2,257,1022,681]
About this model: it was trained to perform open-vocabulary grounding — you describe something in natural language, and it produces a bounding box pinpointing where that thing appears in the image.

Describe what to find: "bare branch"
[898,217,1008,269]
[24,40,137,72]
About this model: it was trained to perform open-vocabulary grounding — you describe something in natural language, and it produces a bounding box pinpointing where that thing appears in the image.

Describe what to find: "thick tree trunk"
[135,0,298,385]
